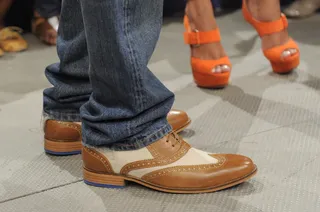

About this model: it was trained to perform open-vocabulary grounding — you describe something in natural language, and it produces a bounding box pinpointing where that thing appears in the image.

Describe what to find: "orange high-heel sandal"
[242,1,300,74]
[183,16,231,88]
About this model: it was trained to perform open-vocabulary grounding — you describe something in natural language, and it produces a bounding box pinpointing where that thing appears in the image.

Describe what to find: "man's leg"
[43,0,89,122]
[42,0,190,155]
[79,0,174,149]
[79,0,256,193]
[42,0,89,155]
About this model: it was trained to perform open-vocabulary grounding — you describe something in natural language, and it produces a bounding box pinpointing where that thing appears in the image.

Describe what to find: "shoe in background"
[284,0,320,19]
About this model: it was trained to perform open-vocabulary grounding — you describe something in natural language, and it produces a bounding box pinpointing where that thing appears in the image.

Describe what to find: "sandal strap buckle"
[184,28,221,46]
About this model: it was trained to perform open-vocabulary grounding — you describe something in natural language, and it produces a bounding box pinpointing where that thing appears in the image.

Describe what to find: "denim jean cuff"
[83,123,172,151]
[43,110,81,122]
[36,9,61,19]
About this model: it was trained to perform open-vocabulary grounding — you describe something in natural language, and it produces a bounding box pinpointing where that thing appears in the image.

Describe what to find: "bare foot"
[32,13,57,45]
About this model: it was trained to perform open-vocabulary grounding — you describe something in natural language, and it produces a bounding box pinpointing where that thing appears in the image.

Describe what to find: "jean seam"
[123,0,145,111]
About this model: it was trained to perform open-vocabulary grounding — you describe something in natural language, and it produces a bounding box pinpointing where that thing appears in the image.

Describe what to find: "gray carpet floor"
[1,11,320,212]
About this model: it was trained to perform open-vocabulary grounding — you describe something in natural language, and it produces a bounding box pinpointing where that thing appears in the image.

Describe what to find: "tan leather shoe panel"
[141,154,256,189]
[82,147,115,174]
[167,109,191,132]
[82,132,257,193]
[121,135,191,175]
[45,120,81,142]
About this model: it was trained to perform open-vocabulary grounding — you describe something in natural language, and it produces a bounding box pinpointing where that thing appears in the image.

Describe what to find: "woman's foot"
[284,0,320,19]
[245,0,298,59]
[32,12,58,45]
[185,0,230,73]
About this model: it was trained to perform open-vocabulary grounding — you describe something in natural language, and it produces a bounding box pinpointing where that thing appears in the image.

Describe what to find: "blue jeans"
[43,0,174,150]
[35,0,61,18]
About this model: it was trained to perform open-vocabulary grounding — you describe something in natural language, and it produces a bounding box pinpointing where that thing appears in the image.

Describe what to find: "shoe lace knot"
[166,132,181,148]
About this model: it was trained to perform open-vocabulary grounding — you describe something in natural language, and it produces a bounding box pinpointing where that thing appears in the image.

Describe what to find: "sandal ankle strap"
[183,15,221,46]
[184,29,221,46]
[242,1,288,37]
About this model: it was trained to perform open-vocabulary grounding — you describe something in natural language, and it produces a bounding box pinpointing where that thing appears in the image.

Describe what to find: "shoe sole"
[193,71,230,89]
[83,166,257,194]
[44,120,191,156]
[44,139,82,156]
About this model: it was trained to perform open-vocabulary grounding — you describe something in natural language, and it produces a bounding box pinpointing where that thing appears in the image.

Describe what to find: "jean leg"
[43,0,91,122]
[79,0,174,150]
[35,0,62,18]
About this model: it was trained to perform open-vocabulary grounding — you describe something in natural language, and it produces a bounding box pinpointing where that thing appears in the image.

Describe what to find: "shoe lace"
[166,132,182,147]
[0,27,23,41]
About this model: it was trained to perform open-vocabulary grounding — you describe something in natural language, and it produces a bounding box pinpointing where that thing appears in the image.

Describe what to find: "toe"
[221,64,231,72]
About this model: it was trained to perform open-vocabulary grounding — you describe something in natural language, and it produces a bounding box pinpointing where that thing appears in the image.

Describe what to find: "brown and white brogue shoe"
[44,109,191,156]
[82,132,257,193]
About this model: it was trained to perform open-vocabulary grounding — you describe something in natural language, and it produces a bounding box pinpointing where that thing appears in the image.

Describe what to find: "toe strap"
[191,56,231,74]
[263,38,299,61]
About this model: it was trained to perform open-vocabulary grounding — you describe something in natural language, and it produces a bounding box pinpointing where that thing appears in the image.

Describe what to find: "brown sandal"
[0,27,28,52]
[32,12,58,45]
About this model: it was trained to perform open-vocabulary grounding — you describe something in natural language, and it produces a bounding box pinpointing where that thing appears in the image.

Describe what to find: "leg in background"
[33,0,61,45]
[0,0,13,29]
[184,0,231,88]
[0,0,28,53]
[0,0,13,56]
[34,0,61,19]
[284,0,320,19]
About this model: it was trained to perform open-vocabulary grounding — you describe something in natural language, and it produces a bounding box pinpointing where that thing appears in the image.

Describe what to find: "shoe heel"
[44,139,82,156]
[83,168,126,188]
